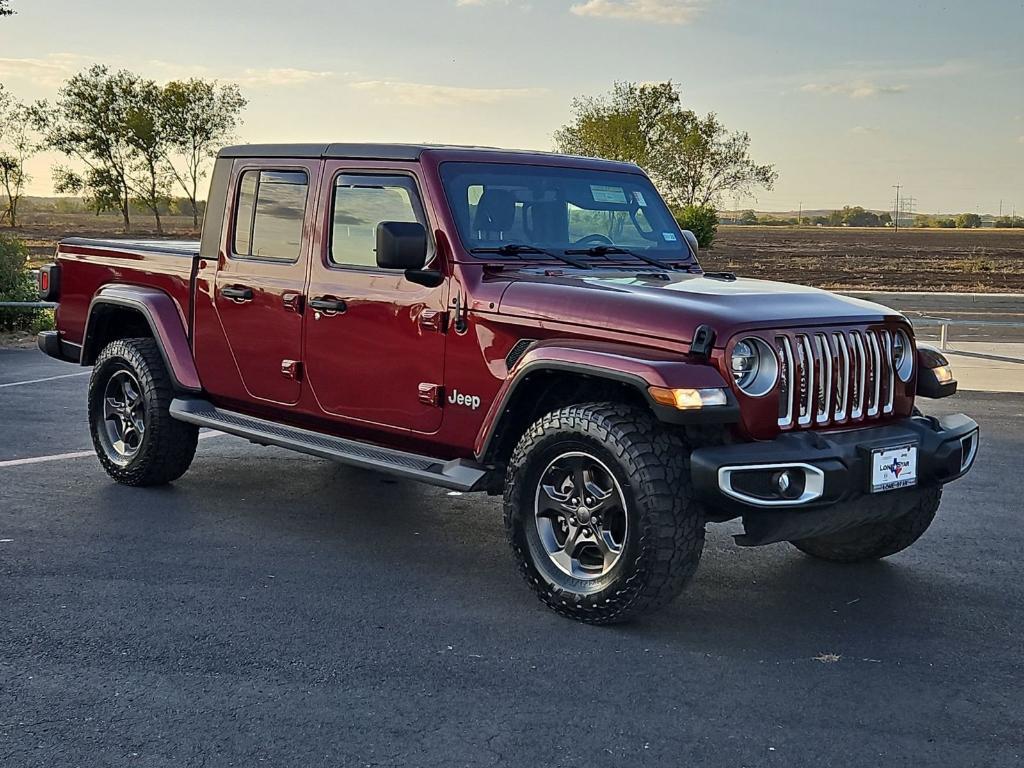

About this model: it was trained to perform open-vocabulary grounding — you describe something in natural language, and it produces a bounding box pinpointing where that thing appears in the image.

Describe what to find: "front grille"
[776,328,896,430]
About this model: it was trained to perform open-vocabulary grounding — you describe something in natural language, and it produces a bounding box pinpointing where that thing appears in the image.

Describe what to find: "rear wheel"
[88,338,198,486]
[790,487,941,563]
[504,403,705,624]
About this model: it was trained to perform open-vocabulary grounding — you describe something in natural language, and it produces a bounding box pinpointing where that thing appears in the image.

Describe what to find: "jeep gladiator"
[37,144,980,623]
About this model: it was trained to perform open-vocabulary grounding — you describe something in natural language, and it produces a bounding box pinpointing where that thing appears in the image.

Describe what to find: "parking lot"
[1,347,1022,767]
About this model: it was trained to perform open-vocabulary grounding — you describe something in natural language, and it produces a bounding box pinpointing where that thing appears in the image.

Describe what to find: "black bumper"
[691,414,979,546]
[37,331,81,364]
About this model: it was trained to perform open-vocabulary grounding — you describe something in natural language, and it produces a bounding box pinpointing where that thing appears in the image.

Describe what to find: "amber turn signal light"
[648,386,729,410]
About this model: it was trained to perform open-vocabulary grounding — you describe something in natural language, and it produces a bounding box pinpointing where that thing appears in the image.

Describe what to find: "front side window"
[232,169,309,261]
[330,175,427,268]
[440,162,691,262]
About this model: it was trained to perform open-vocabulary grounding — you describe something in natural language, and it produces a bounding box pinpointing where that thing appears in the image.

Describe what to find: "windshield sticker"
[591,185,628,204]
[662,232,678,242]
[633,191,648,207]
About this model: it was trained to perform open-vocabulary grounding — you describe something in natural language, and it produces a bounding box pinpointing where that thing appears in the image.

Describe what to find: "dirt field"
[705,226,1024,293]
[7,214,1024,293]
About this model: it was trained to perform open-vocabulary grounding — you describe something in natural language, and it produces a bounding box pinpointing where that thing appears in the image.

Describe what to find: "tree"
[0,86,38,227]
[124,79,172,234]
[737,209,758,225]
[160,79,246,228]
[956,213,982,229]
[555,81,776,209]
[0,1,13,17]
[675,204,719,248]
[35,66,144,232]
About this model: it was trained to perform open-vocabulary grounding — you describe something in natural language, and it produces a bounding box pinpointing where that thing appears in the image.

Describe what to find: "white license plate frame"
[870,443,919,493]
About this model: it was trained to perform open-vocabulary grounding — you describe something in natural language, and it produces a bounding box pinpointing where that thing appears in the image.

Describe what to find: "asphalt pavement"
[1,348,1021,767]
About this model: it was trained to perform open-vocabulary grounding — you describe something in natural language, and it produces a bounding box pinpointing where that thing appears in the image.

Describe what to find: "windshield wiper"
[471,243,591,270]
[565,244,686,272]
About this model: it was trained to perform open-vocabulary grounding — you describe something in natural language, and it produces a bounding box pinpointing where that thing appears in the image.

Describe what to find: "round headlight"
[730,337,778,397]
[893,330,914,382]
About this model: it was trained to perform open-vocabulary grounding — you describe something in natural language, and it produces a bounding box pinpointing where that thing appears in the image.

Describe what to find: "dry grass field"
[7,214,1024,293]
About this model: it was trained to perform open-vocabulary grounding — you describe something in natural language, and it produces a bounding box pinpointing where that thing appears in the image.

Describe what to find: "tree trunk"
[153,205,163,236]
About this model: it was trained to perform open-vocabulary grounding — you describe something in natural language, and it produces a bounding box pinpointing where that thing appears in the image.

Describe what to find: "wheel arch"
[82,285,201,392]
[476,341,738,467]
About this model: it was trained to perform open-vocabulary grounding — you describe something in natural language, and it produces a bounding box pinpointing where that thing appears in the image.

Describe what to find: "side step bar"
[169,397,488,492]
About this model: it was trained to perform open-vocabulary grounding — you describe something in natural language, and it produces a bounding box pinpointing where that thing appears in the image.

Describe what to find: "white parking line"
[0,430,226,468]
[0,371,91,389]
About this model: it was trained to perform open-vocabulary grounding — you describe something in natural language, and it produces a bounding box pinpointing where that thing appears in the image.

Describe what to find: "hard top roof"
[216,143,640,171]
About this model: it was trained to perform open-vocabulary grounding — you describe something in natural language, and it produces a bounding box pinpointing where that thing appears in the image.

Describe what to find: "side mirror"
[376,221,428,270]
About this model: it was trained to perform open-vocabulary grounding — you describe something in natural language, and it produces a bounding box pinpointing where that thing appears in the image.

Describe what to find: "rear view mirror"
[377,221,428,270]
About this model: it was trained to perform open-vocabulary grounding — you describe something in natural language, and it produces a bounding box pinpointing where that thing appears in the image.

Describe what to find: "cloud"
[348,80,546,106]
[0,53,88,88]
[456,0,511,5]
[570,0,704,24]
[236,68,335,87]
[800,80,908,99]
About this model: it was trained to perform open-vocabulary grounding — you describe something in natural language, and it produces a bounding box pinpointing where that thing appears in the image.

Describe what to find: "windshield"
[440,162,694,263]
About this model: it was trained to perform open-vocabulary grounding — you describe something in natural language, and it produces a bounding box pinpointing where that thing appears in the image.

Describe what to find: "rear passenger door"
[213,161,318,405]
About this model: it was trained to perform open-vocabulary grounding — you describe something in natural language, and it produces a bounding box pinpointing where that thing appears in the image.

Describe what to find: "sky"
[0,0,1022,214]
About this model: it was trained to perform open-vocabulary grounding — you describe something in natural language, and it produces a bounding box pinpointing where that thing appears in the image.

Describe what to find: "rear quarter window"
[232,169,309,261]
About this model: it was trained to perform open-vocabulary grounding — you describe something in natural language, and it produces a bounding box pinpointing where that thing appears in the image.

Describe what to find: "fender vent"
[505,339,536,371]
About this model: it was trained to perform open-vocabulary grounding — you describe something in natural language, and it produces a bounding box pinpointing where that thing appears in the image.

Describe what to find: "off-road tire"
[504,402,705,624]
[790,486,941,563]
[88,338,198,486]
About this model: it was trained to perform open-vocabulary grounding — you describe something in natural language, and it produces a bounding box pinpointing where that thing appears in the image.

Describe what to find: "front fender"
[474,339,737,458]
[84,285,201,392]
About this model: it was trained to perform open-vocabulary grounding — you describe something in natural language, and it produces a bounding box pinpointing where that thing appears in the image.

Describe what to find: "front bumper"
[691,414,979,546]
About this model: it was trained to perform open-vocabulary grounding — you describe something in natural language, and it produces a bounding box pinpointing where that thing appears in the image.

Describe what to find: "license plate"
[870,444,918,493]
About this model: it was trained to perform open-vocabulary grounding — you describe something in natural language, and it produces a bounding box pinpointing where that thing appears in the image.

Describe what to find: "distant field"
[705,225,1024,293]
[7,214,1024,293]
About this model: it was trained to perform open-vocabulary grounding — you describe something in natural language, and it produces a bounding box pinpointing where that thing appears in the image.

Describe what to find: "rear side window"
[232,169,309,261]
[330,175,426,268]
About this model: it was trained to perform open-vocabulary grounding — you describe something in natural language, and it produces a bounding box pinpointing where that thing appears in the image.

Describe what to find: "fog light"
[649,386,729,410]
[774,470,792,494]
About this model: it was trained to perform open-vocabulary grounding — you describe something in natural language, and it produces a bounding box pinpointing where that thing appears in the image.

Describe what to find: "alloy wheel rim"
[533,451,628,581]
[102,370,146,462]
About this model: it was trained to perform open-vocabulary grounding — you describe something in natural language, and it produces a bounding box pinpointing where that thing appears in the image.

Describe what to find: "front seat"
[472,189,517,240]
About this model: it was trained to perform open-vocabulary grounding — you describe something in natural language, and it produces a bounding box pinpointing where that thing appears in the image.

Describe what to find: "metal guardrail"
[0,301,57,309]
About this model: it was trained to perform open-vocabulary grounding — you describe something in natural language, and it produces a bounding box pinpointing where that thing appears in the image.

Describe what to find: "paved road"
[1,348,1021,767]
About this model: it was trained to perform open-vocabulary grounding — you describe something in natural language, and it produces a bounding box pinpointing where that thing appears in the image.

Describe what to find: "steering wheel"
[573,234,614,246]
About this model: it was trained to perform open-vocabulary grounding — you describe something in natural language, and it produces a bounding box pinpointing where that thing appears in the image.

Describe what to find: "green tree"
[955,213,982,229]
[0,90,38,227]
[737,209,758,225]
[124,79,172,234]
[160,79,246,228]
[674,204,719,248]
[35,66,144,232]
[0,1,13,17]
[554,81,776,209]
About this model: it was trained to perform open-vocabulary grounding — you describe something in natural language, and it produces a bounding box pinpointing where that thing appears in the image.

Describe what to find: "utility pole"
[798,202,802,227]
[892,183,902,234]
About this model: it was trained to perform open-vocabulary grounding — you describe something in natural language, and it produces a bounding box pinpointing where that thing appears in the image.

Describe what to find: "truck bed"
[54,237,202,352]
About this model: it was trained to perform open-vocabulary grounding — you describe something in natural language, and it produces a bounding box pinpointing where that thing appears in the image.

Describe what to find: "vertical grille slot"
[881,330,896,414]
[866,330,882,417]
[815,334,832,423]
[833,332,850,421]
[850,332,866,420]
[797,335,815,427]
[776,335,795,428]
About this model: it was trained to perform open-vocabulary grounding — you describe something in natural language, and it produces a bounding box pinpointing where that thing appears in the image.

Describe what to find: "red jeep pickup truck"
[37,143,979,623]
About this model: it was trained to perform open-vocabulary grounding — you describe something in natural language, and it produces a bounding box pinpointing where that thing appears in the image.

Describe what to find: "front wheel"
[504,403,705,624]
[88,337,198,486]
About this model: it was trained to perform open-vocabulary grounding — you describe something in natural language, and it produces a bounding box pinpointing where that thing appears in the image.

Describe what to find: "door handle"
[309,297,347,314]
[221,285,253,302]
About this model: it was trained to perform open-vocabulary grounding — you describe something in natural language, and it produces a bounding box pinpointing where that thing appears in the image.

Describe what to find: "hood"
[495,270,904,345]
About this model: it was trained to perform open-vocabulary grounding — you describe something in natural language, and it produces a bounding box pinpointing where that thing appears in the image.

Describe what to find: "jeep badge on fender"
[37,142,979,624]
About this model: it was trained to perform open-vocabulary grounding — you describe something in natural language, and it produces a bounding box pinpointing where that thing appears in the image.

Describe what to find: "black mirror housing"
[377,221,428,270]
